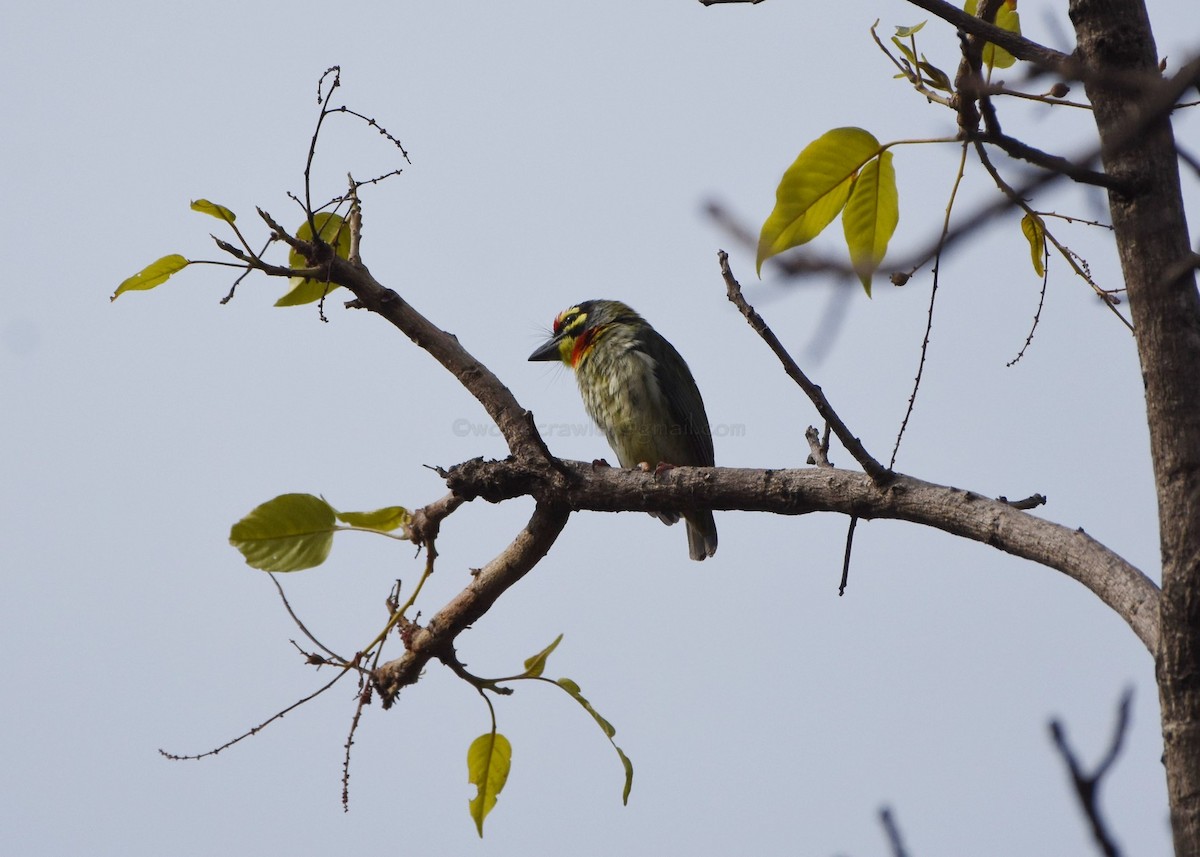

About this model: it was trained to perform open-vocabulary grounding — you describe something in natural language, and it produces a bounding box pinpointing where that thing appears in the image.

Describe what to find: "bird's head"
[528,300,641,368]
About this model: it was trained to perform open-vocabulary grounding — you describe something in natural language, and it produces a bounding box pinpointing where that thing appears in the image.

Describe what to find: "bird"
[528,299,718,560]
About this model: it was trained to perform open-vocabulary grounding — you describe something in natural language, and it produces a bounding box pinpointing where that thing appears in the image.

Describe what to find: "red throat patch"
[571,326,598,367]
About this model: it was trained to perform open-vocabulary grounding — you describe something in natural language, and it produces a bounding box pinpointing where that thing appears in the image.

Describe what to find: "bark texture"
[1068,1,1200,852]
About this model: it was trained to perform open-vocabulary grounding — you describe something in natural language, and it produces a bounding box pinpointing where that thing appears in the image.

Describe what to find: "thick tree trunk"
[1068,1,1200,854]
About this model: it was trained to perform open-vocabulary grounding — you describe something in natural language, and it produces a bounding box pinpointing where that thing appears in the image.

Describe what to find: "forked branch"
[374,502,571,705]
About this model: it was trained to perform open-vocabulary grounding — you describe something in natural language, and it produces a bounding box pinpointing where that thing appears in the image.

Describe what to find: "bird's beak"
[528,335,564,362]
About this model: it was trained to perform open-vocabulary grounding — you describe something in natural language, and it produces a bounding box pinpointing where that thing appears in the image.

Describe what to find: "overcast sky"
[4,1,1199,854]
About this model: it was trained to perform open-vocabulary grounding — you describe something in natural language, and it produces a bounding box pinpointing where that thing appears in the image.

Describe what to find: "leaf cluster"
[755,6,1098,315]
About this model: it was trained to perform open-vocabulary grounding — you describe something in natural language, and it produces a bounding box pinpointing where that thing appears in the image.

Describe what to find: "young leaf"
[615,746,634,806]
[277,213,351,306]
[918,58,953,91]
[111,254,190,301]
[190,199,237,223]
[229,493,337,572]
[757,127,882,274]
[964,0,1021,70]
[842,150,899,296]
[1021,212,1047,277]
[894,21,926,37]
[335,505,412,533]
[556,677,634,804]
[306,212,350,247]
[521,633,564,678]
[468,731,512,837]
[290,213,352,264]
[891,36,918,65]
[274,278,339,307]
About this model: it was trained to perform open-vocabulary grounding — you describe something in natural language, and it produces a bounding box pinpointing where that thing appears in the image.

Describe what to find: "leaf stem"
[357,553,436,658]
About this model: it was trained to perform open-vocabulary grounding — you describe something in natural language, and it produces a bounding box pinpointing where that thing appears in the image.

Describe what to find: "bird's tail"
[685,511,718,561]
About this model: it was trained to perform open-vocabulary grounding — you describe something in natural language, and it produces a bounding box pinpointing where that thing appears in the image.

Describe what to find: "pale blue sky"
[4,1,1198,854]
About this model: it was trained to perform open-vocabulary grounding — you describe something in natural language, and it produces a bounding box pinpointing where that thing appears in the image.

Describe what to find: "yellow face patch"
[554,307,587,336]
[550,307,590,366]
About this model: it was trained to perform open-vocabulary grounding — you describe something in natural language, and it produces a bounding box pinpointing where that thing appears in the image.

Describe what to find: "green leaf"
[295,212,352,256]
[918,58,953,91]
[891,36,918,65]
[556,677,634,804]
[842,150,899,296]
[1021,212,1047,277]
[468,731,512,837]
[894,21,926,37]
[557,678,615,736]
[229,493,337,572]
[964,0,1021,70]
[757,127,882,274]
[615,745,634,806]
[190,199,237,223]
[111,254,190,301]
[278,213,352,306]
[335,505,411,533]
[274,277,340,307]
[521,634,564,678]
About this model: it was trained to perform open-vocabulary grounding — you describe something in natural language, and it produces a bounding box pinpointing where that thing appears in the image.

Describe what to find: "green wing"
[644,330,715,467]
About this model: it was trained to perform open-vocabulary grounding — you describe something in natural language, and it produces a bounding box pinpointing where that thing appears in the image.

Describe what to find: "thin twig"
[1049,688,1133,857]
[268,573,347,663]
[869,21,954,108]
[805,426,832,467]
[999,493,1048,510]
[342,681,372,812]
[838,516,858,596]
[880,806,912,857]
[1007,224,1050,367]
[220,236,276,304]
[975,130,1117,188]
[347,175,363,265]
[720,251,892,485]
[159,667,351,761]
[973,143,1135,331]
[891,143,969,469]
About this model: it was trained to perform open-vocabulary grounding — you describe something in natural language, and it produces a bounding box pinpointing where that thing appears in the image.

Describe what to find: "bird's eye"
[555,308,584,336]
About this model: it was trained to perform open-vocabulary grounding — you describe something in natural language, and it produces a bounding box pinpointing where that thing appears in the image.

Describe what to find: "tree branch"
[231,229,1159,663]
[973,130,1119,189]
[905,0,1073,72]
[950,0,999,137]
[374,502,571,705]
[442,457,1160,653]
